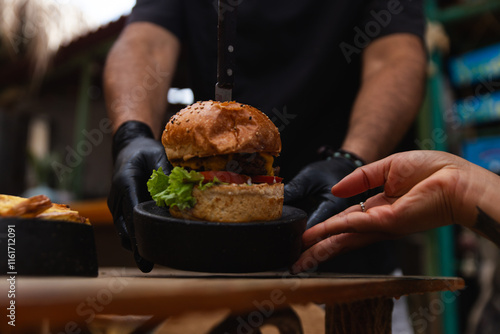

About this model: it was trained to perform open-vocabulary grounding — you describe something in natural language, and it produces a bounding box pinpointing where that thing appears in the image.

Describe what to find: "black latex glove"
[107,121,170,272]
[284,152,368,229]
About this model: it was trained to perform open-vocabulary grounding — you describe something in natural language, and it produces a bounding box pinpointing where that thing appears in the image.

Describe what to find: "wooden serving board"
[0,267,465,333]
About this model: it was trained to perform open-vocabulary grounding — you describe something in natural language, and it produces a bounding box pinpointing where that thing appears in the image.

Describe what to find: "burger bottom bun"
[169,183,284,222]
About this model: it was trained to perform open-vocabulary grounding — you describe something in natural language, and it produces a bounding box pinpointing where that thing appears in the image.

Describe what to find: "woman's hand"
[291,150,500,273]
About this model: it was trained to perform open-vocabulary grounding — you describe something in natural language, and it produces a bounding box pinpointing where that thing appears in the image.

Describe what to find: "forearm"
[342,34,426,163]
[104,22,180,138]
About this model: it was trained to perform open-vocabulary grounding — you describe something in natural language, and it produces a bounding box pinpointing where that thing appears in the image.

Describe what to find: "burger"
[147,100,284,222]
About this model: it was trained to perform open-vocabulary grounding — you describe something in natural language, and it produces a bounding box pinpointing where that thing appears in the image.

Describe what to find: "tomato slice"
[250,175,283,184]
[200,171,250,184]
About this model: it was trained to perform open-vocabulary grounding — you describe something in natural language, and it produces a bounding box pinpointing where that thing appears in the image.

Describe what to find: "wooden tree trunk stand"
[326,297,394,334]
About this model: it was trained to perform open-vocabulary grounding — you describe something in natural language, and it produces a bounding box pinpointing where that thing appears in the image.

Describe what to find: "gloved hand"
[107,121,170,272]
[284,150,368,229]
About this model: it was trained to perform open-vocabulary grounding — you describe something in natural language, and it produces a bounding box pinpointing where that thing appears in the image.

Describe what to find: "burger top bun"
[162,101,281,161]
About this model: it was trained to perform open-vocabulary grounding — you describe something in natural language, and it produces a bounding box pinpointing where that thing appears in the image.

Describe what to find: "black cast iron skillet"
[133,201,307,273]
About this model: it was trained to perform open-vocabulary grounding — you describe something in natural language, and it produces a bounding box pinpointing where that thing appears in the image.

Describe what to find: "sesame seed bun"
[162,101,281,161]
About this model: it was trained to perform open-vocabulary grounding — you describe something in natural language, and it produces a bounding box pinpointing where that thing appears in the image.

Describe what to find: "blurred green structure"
[423,1,500,333]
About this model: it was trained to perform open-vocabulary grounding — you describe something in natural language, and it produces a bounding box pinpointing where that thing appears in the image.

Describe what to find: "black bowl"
[133,201,307,273]
[0,218,98,277]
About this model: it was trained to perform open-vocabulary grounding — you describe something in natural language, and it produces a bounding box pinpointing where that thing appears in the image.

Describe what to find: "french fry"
[0,194,89,224]
[4,194,52,218]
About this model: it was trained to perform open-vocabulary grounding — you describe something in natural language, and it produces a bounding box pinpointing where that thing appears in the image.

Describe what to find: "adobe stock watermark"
[409,287,461,333]
[51,118,113,182]
[4,7,45,55]
[109,64,171,116]
[447,74,500,129]
[416,74,500,153]
[43,268,131,334]
[270,106,297,132]
[219,105,297,176]
[225,240,334,334]
[340,0,405,64]
[51,64,171,183]
[382,149,429,195]
[414,127,448,152]
[3,0,72,55]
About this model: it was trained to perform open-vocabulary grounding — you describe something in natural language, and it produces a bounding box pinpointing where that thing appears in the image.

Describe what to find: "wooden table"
[0,268,464,333]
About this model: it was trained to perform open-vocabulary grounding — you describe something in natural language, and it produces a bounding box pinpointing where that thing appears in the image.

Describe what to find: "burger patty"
[231,153,278,176]
[171,153,279,176]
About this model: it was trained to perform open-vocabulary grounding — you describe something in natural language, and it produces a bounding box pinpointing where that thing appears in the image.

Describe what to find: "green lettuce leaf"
[147,167,222,210]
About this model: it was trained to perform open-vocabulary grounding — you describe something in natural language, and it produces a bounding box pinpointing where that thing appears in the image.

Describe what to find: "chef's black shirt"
[127,0,425,274]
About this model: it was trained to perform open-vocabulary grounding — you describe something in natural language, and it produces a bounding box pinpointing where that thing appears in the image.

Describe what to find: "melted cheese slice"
[173,153,275,175]
[260,153,275,176]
